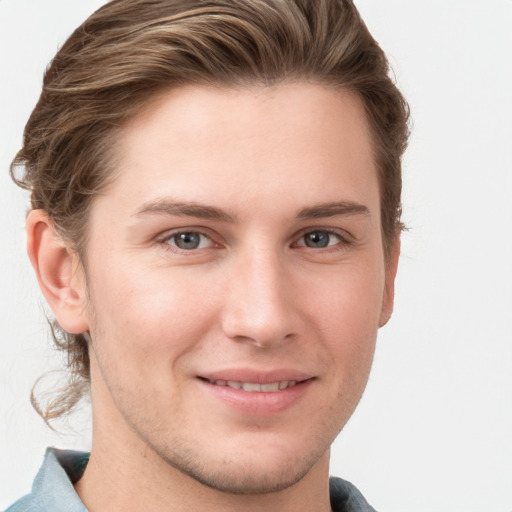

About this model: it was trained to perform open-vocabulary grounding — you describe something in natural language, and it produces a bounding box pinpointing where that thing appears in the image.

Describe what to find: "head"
[14,0,409,495]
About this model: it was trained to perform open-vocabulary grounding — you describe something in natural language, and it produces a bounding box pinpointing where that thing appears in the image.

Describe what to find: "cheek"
[302,261,384,375]
[86,261,219,367]
[307,260,385,330]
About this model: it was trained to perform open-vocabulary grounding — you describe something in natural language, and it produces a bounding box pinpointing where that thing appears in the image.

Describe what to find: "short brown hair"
[11,0,410,423]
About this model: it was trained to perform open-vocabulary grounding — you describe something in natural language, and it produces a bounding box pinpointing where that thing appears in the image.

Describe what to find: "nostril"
[229,331,296,349]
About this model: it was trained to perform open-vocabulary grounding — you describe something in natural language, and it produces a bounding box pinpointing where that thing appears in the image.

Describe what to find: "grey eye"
[172,232,203,250]
[302,231,340,248]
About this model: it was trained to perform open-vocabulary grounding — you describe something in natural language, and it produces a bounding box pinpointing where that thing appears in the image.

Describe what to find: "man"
[6,0,409,511]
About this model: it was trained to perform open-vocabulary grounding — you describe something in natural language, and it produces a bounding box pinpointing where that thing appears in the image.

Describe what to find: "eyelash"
[157,228,352,254]
[293,229,347,250]
[158,230,219,253]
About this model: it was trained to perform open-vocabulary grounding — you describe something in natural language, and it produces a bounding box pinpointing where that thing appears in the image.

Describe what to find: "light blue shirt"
[6,449,88,512]
[5,448,377,512]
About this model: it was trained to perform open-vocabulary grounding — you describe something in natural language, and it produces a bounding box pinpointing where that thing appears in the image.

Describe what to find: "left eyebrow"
[297,201,371,220]
[134,198,237,222]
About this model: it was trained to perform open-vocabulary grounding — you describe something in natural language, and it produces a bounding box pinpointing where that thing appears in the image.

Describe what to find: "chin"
[167,453,319,495]
[153,435,329,495]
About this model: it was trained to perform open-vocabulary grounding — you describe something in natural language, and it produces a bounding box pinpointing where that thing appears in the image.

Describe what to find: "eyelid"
[292,227,355,251]
[156,227,221,252]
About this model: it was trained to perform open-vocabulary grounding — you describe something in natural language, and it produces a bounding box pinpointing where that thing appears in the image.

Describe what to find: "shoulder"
[3,448,89,512]
[4,494,40,512]
[329,476,378,512]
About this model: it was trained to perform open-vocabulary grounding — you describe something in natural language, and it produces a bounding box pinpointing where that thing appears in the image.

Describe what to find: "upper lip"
[198,368,315,384]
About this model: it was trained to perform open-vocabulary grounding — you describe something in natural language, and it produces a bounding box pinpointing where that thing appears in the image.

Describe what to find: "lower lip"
[199,378,314,416]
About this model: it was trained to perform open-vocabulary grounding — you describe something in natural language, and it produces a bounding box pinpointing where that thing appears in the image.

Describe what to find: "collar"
[31,448,89,512]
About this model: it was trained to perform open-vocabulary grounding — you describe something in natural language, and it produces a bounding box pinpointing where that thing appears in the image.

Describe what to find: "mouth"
[197,372,315,415]
[202,378,300,393]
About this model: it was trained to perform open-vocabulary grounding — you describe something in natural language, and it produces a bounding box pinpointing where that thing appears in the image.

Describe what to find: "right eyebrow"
[134,198,237,223]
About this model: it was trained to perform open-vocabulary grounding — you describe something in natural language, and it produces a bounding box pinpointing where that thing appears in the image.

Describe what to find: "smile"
[206,379,297,392]
[200,375,314,415]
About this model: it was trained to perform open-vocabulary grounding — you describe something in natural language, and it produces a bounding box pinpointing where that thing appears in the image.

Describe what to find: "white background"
[1,1,511,511]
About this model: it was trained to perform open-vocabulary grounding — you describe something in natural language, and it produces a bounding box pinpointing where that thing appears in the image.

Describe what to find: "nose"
[220,248,299,348]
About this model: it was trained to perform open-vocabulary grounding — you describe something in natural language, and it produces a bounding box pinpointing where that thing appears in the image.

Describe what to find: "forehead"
[97,82,379,222]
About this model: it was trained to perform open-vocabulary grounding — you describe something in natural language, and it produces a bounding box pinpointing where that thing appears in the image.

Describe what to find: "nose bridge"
[221,244,296,346]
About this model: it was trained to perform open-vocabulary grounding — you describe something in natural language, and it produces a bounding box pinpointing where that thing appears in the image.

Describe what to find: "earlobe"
[379,236,401,328]
[26,209,89,334]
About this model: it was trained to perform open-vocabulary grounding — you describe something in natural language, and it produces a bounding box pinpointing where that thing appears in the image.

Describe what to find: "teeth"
[210,379,298,392]
[242,382,262,392]
[260,382,280,392]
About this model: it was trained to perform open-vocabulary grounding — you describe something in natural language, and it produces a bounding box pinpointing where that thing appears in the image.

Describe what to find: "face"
[77,83,397,493]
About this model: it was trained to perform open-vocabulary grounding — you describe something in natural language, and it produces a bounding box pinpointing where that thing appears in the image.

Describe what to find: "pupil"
[175,232,200,250]
[305,231,329,248]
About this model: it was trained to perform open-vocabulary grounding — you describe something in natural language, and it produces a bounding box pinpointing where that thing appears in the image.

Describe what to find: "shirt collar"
[32,448,89,512]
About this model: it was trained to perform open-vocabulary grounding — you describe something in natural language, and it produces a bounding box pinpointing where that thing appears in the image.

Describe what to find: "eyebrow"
[135,198,370,222]
[297,201,370,220]
[135,199,237,222]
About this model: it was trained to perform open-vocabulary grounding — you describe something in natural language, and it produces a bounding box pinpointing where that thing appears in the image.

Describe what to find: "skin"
[27,82,399,512]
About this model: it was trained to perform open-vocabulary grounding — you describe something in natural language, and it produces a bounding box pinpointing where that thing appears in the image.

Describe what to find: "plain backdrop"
[1,1,511,511]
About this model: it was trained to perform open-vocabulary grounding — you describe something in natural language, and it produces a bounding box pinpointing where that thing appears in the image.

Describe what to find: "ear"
[26,209,89,334]
[379,235,401,328]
